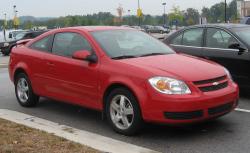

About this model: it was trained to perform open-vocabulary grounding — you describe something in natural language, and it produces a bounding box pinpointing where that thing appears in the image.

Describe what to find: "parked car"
[151,26,170,34]
[0,30,48,56]
[141,25,154,33]
[164,24,250,88]
[240,16,250,25]
[8,30,27,41]
[130,26,146,32]
[9,26,239,135]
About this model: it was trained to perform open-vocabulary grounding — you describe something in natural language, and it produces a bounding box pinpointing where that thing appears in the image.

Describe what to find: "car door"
[203,27,250,86]
[169,28,204,57]
[43,31,100,109]
[28,34,54,95]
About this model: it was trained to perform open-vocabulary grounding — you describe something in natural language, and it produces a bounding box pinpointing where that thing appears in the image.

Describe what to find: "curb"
[0,109,160,153]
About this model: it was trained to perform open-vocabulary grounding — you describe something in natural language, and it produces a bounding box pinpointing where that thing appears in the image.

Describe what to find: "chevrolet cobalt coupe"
[9,26,239,135]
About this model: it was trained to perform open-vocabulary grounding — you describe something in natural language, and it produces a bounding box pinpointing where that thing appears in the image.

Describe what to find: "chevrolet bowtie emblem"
[212,82,219,86]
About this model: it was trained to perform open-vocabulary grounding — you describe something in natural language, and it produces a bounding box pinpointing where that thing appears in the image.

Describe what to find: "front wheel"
[106,88,143,136]
[15,73,39,107]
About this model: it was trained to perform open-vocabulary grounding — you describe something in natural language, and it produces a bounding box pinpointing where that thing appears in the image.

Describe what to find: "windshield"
[91,30,175,58]
[232,27,250,46]
[15,33,26,40]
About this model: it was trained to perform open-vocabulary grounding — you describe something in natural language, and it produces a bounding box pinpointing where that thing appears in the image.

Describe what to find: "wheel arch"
[14,68,28,83]
[102,83,141,112]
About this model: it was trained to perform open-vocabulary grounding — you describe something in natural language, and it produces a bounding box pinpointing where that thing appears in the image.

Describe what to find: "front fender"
[101,76,149,113]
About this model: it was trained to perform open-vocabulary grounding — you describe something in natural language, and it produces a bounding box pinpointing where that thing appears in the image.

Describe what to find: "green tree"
[24,21,33,29]
[168,6,184,26]
[184,8,200,25]
[201,7,211,22]
[228,0,238,22]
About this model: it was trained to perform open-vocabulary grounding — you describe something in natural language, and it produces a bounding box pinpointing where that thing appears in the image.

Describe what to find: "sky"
[0,0,232,19]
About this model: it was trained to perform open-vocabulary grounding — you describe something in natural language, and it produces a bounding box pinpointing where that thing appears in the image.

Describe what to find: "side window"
[52,32,92,57]
[24,33,33,39]
[206,28,238,49]
[182,28,203,47]
[30,35,53,52]
[171,33,183,45]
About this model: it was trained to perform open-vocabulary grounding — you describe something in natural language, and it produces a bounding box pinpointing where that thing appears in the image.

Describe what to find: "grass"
[0,118,100,153]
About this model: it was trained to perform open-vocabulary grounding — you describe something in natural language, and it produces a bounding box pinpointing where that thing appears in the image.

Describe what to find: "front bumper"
[141,81,239,124]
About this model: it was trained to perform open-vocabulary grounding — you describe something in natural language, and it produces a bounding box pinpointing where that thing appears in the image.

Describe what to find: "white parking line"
[0,109,159,153]
[235,108,250,113]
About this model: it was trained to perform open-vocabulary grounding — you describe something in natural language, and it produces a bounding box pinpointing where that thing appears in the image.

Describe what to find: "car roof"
[186,23,250,29]
[60,26,135,32]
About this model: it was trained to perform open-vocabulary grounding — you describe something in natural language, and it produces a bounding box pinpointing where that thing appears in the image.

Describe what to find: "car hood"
[119,54,226,82]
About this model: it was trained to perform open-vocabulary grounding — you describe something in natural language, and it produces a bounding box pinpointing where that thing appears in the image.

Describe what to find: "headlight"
[149,77,191,94]
[224,68,232,80]
[4,43,9,47]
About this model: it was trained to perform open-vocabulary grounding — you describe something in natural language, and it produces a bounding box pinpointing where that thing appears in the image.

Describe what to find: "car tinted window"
[171,33,183,45]
[206,28,238,49]
[24,33,33,39]
[30,35,53,52]
[52,32,92,57]
[182,28,203,47]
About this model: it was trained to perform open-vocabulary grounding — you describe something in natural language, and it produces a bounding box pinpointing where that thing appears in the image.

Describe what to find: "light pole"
[138,0,141,26]
[128,9,131,26]
[3,13,7,41]
[13,5,19,29]
[225,0,227,23]
[162,2,166,25]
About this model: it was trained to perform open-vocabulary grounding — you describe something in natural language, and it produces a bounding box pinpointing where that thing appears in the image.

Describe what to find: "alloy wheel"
[110,95,134,130]
[16,78,29,103]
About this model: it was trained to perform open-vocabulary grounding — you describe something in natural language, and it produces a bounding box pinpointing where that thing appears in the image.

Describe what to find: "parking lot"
[0,60,250,152]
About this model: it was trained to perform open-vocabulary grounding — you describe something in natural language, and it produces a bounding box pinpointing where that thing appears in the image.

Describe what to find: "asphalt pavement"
[0,54,9,68]
[0,68,250,153]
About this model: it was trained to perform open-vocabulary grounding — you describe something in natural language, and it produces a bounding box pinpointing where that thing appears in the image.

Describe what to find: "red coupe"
[9,26,239,135]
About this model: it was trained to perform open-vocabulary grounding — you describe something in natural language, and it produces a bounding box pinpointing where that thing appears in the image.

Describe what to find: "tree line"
[0,0,239,30]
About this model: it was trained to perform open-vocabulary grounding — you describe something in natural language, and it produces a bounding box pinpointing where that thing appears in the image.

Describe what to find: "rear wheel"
[15,73,39,107]
[106,88,143,135]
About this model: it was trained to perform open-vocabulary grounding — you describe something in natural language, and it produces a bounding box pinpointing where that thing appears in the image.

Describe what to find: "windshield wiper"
[138,53,167,57]
[111,55,137,60]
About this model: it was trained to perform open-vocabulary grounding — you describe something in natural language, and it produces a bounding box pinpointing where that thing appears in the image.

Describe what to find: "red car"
[9,26,239,135]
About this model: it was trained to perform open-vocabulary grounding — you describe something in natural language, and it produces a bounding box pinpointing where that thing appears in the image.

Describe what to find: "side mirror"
[72,50,98,63]
[228,43,248,55]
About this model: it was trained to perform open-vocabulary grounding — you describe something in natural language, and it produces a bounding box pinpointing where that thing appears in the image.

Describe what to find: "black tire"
[105,88,143,136]
[2,50,9,56]
[2,47,11,56]
[14,73,39,107]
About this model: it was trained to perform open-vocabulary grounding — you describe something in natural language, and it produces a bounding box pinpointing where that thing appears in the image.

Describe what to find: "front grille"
[208,102,233,115]
[193,75,228,92]
[199,81,228,92]
[164,110,203,120]
[193,76,227,85]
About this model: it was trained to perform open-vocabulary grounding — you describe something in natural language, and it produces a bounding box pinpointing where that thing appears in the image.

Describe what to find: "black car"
[164,24,250,88]
[0,30,47,56]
